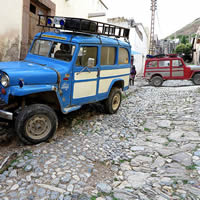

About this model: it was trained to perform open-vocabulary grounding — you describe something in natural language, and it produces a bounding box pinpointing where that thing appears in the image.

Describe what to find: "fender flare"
[9,85,55,96]
[191,71,200,79]
[9,85,65,110]
[106,78,125,98]
[150,73,163,80]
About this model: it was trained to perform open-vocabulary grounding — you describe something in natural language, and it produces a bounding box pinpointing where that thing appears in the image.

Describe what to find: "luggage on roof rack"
[146,54,166,58]
[38,15,130,40]
[146,54,178,59]
[167,54,177,57]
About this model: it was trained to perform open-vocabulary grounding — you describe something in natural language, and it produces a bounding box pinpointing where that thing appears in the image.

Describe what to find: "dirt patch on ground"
[86,161,114,193]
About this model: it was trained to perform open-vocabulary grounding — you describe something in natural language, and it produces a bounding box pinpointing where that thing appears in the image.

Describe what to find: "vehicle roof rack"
[146,54,178,59]
[38,15,130,40]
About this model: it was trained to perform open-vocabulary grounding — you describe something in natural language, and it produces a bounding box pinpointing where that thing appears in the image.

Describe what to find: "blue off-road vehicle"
[0,16,131,144]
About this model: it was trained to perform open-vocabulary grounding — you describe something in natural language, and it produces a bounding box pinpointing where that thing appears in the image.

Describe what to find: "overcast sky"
[104,0,200,39]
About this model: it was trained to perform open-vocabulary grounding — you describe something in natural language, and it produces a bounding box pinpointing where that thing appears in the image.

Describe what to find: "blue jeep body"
[0,25,131,144]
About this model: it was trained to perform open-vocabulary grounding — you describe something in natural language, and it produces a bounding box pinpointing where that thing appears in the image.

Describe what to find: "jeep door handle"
[97,68,100,77]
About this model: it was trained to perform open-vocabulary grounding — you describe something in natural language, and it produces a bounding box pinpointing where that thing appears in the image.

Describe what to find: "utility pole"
[149,0,157,55]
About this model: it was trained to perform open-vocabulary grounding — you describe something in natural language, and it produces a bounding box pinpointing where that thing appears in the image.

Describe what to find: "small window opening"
[30,4,36,14]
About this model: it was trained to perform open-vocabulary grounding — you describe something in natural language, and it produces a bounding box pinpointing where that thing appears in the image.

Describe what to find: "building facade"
[108,18,149,75]
[51,0,108,22]
[0,0,107,62]
[0,0,55,62]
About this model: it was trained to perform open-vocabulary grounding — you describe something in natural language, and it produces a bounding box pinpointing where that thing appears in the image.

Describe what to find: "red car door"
[171,59,184,79]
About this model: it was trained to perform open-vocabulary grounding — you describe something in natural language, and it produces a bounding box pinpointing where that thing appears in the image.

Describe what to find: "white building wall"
[129,26,148,75]
[0,0,23,61]
[107,18,149,76]
[51,0,107,22]
[193,27,200,65]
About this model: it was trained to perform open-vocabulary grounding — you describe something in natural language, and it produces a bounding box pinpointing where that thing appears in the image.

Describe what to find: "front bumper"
[0,98,13,120]
[0,110,13,120]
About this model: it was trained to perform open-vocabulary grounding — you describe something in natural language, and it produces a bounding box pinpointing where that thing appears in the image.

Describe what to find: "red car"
[144,54,200,87]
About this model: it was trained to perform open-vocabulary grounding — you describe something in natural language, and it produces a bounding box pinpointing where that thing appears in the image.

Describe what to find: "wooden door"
[29,1,49,47]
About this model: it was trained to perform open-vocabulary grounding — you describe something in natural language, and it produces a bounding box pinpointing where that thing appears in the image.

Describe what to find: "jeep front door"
[171,59,184,79]
[71,46,100,105]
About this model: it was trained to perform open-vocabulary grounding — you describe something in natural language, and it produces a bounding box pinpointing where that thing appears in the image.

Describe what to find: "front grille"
[0,98,7,109]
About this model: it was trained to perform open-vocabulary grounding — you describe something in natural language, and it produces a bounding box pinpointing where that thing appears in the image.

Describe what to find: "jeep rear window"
[146,61,157,68]
[118,48,129,64]
[101,47,116,65]
[159,60,170,67]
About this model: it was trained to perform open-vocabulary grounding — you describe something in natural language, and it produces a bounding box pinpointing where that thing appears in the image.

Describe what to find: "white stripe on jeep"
[98,75,129,94]
[100,68,130,77]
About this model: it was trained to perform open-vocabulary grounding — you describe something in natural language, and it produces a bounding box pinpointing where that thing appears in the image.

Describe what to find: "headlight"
[1,74,9,87]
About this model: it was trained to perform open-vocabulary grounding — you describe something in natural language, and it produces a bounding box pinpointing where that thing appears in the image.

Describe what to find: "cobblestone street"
[1,79,200,200]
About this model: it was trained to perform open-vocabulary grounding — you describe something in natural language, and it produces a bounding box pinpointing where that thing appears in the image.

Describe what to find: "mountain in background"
[166,18,200,39]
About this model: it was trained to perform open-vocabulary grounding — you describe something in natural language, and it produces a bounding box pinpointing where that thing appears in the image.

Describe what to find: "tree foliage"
[175,43,192,55]
[175,43,186,54]
[175,43,192,62]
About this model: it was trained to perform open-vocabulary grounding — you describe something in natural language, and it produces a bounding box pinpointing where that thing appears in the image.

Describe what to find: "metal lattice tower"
[149,0,157,55]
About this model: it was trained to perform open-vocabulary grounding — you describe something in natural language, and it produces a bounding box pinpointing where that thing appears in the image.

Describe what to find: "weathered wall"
[0,0,23,61]
[193,27,200,65]
[51,0,107,22]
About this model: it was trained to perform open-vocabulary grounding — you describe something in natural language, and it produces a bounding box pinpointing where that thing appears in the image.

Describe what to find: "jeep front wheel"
[15,104,58,144]
[151,76,163,87]
[104,87,122,114]
[192,73,200,85]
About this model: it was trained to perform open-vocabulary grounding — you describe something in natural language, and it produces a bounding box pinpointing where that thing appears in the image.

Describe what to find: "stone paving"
[1,79,200,200]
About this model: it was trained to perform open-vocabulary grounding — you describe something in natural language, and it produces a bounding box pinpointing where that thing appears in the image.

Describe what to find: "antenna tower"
[149,0,157,55]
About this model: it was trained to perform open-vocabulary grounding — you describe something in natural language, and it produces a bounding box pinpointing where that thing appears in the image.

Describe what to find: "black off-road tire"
[104,87,122,114]
[192,73,200,85]
[15,104,58,145]
[151,76,163,87]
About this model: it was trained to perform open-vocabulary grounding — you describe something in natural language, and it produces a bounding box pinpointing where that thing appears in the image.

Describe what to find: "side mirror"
[87,58,95,68]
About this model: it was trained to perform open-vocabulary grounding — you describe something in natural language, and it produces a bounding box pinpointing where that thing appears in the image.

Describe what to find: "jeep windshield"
[30,39,75,62]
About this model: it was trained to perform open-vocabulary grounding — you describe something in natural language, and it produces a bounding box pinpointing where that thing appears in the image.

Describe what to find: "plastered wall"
[0,0,23,61]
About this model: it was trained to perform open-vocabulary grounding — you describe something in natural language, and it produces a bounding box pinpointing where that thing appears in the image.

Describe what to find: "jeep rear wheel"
[15,104,58,144]
[104,87,122,114]
[192,73,200,85]
[151,76,163,87]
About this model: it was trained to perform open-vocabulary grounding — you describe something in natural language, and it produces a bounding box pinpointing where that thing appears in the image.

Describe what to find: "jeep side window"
[172,60,183,67]
[101,47,116,65]
[146,61,157,68]
[118,48,129,64]
[76,46,97,66]
[159,60,170,67]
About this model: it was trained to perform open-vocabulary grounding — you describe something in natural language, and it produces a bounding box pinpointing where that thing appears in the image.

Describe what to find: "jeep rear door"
[158,60,170,79]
